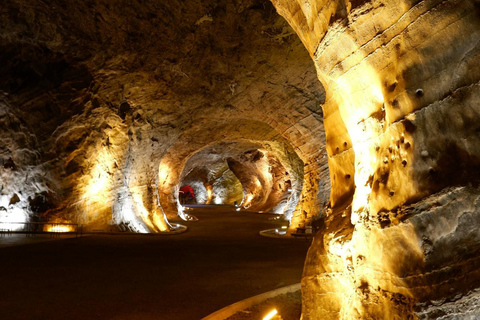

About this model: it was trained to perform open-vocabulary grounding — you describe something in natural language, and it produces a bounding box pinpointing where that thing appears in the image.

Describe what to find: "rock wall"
[181,160,244,206]
[211,169,244,205]
[271,0,480,318]
[0,0,330,231]
[180,142,302,212]
[0,99,52,228]
[227,149,292,212]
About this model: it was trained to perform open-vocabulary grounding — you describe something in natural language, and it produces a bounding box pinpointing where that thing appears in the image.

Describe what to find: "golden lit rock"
[271,0,480,318]
[2,0,480,318]
[0,0,328,233]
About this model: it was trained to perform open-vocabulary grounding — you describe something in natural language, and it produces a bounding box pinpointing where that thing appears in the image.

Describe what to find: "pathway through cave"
[0,206,309,320]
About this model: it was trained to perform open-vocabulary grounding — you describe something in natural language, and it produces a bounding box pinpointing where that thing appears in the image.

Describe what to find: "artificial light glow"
[334,64,386,143]
[272,202,287,215]
[263,309,278,320]
[177,199,188,220]
[113,194,149,233]
[152,208,170,232]
[243,193,254,208]
[0,207,28,231]
[213,195,223,205]
[333,63,391,226]
[81,148,114,222]
[47,225,73,233]
[177,198,197,221]
[206,186,213,204]
[329,236,353,265]
[158,163,171,186]
[0,222,23,231]
[132,192,169,232]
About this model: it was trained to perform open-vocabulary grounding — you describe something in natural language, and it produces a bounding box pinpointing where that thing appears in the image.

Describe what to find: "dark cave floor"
[0,206,309,320]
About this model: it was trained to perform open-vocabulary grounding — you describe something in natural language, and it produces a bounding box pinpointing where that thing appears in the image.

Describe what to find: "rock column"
[272,0,480,318]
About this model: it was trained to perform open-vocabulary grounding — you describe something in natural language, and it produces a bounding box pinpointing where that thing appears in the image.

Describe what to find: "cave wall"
[0,0,331,231]
[181,162,244,205]
[0,99,52,228]
[227,149,292,212]
[179,141,303,214]
[271,0,480,318]
[211,169,244,205]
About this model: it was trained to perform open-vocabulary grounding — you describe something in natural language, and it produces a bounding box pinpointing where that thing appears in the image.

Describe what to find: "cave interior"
[1,0,480,319]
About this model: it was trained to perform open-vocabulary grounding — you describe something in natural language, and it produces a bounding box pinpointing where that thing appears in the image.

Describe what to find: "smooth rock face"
[0,0,329,232]
[271,0,480,319]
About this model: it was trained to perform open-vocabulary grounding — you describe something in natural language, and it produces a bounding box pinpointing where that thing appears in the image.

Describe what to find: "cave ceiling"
[0,0,327,228]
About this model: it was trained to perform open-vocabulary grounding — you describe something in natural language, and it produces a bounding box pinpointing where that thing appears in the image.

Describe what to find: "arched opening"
[2,0,479,319]
[156,127,306,224]
[178,142,302,215]
[181,161,244,206]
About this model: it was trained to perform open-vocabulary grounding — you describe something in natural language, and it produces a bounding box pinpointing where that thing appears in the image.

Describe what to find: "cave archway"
[178,141,300,214]
[155,120,305,222]
[0,0,329,236]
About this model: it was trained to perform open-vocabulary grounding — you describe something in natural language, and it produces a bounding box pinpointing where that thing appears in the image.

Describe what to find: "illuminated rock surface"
[270,0,480,319]
[0,0,328,231]
[2,0,480,319]
[180,143,299,212]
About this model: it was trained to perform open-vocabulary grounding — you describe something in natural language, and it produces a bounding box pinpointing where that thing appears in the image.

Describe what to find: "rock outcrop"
[271,0,480,318]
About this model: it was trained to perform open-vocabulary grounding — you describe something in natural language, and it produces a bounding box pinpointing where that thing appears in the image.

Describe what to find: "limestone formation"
[0,0,328,233]
[271,0,480,318]
[2,0,479,318]
[180,143,297,211]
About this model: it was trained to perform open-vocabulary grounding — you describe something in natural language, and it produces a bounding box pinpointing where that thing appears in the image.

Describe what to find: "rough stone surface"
[0,100,52,227]
[0,0,329,232]
[271,0,480,318]
[181,154,245,206]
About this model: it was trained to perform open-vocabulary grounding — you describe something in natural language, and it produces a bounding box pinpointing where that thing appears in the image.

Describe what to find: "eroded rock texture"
[0,100,52,228]
[0,0,329,232]
[180,142,302,213]
[271,0,480,318]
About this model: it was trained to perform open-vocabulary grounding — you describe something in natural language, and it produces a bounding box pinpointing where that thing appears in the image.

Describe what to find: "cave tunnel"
[1,0,480,319]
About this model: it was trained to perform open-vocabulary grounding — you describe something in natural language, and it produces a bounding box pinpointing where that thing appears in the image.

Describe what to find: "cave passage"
[177,143,303,217]
[1,0,480,319]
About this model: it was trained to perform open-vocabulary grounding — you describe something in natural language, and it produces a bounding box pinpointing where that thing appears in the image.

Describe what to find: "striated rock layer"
[0,0,329,232]
[271,0,480,318]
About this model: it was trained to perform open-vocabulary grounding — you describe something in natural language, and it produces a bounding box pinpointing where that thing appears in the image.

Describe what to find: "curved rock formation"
[271,0,480,318]
[180,142,301,212]
[0,0,328,233]
[4,0,478,317]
